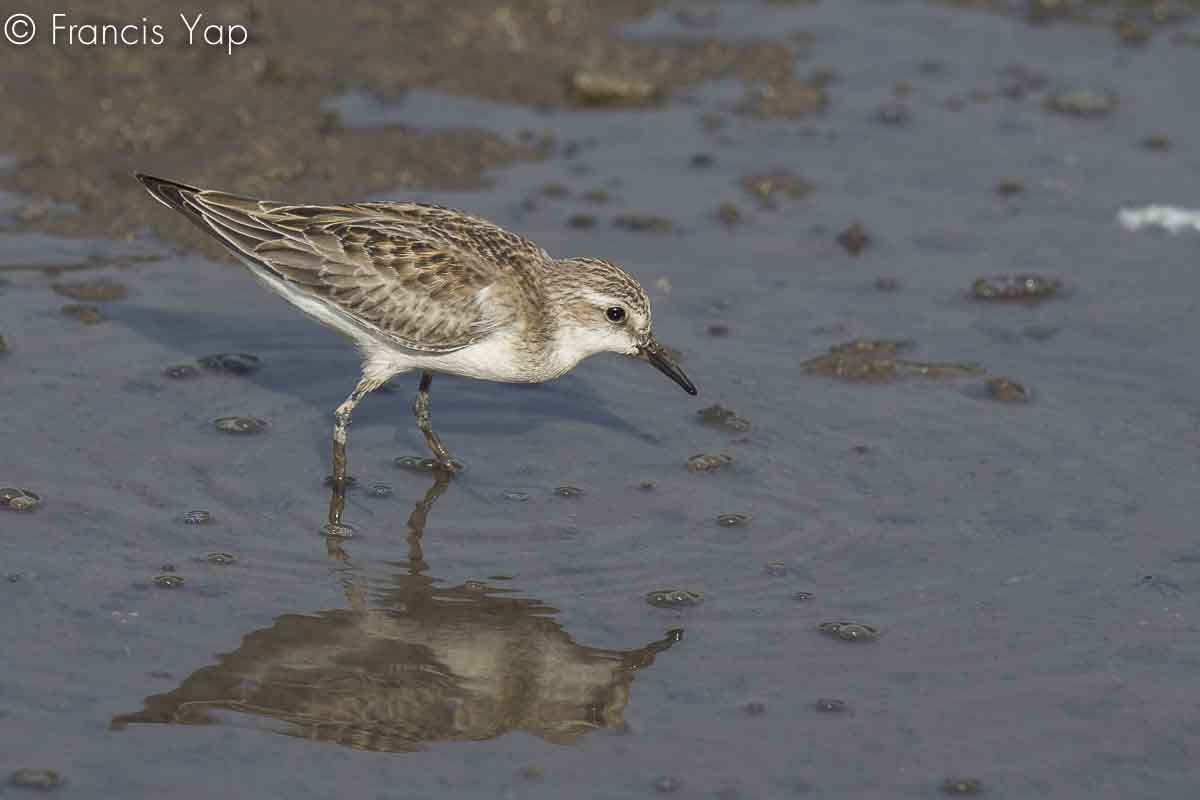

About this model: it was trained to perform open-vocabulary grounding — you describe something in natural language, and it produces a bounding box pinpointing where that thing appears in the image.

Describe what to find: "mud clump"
[738,79,828,119]
[613,213,673,233]
[817,621,879,642]
[687,454,733,473]
[941,777,984,795]
[52,278,128,302]
[214,416,268,435]
[60,304,105,325]
[985,376,1030,403]
[197,353,261,375]
[1,488,41,512]
[803,339,983,383]
[971,274,1062,302]
[741,171,814,208]
[1045,88,1118,118]
[565,70,661,107]
[697,404,750,432]
[646,589,704,609]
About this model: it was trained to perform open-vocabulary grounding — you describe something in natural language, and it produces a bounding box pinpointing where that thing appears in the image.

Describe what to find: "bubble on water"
[503,490,530,502]
[320,522,355,538]
[646,589,704,608]
[152,575,184,589]
[815,697,848,713]
[368,483,394,498]
[214,416,268,434]
[1,488,40,512]
[393,455,440,473]
[817,621,879,642]
[653,776,682,794]
[163,364,200,379]
[197,353,260,374]
[9,769,64,790]
[716,513,749,527]
[183,510,211,525]
[554,485,583,497]
[323,475,358,488]
[205,552,236,565]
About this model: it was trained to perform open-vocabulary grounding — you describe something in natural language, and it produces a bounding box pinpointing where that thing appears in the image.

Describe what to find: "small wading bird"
[135,175,697,527]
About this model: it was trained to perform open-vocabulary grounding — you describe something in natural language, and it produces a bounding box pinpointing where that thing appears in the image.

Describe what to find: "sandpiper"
[135,174,697,520]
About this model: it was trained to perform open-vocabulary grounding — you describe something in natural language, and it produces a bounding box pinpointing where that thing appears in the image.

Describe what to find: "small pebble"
[152,575,184,589]
[985,376,1029,403]
[815,697,848,713]
[183,510,212,525]
[581,190,609,204]
[994,180,1024,196]
[764,561,789,577]
[9,769,64,790]
[567,214,597,229]
[503,490,530,502]
[817,621,879,642]
[836,223,871,255]
[205,552,237,565]
[717,203,742,226]
[637,481,655,491]
[1141,134,1170,152]
[554,486,583,497]
[690,153,715,168]
[716,513,749,528]
[941,777,984,795]
[646,589,704,608]
[214,416,268,434]
[517,766,544,781]
[368,483,394,498]
[874,102,909,125]
[793,591,815,602]
[707,323,731,337]
[541,183,568,198]
[744,701,767,716]
[163,364,200,379]
[874,276,899,291]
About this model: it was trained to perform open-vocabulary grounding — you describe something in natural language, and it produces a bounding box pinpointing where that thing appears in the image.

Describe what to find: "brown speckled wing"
[184,192,546,352]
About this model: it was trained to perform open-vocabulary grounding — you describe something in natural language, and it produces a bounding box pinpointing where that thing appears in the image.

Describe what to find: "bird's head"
[550,258,697,395]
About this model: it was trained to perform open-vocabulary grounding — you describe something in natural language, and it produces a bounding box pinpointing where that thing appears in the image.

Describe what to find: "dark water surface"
[4,1,1200,797]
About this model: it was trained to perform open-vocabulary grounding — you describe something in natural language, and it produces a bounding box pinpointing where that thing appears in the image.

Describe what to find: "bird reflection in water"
[112,471,682,752]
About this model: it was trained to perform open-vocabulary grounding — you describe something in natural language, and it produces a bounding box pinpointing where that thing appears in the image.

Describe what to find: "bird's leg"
[412,371,460,471]
[328,378,377,528]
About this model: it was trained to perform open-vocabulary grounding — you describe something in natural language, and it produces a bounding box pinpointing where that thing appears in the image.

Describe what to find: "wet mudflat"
[4,1,1200,798]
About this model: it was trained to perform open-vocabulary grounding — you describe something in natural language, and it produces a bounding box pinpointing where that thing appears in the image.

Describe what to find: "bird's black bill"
[639,340,698,396]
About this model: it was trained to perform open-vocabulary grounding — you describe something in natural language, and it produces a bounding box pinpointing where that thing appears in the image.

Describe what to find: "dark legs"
[327,377,380,529]
[413,371,459,471]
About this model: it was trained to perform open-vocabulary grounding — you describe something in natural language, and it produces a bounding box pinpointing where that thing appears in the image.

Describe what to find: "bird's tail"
[134,172,207,223]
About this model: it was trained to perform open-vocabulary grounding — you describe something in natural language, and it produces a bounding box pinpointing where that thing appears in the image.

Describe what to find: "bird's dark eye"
[605,307,626,323]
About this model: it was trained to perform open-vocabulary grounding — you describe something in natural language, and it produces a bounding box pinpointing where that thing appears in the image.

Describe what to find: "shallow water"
[4,1,1200,797]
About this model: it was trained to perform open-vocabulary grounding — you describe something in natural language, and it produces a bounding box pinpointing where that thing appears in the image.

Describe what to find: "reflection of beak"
[637,337,698,396]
